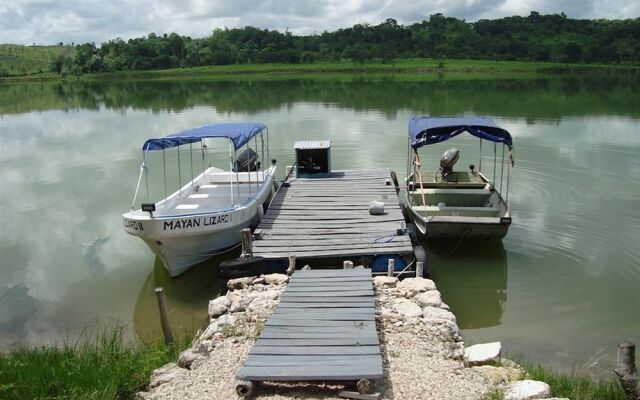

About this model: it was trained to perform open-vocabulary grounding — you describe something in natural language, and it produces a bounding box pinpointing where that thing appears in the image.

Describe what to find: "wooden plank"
[287,280,374,287]
[258,233,407,241]
[256,247,412,258]
[253,242,410,253]
[254,238,411,248]
[259,326,371,334]
[279,296,374,303]
[273,307,374,315]
[284,286,370,292]
[244,354,383,367]
[237,364,383,381]
[293,269,370,277]
[255,337,379,346]
[259,330,378,340]
[248,345,380,356]
[268,314,374,322]
[260,226,405,234]
[278,302,374,309]
[265,319,375,327]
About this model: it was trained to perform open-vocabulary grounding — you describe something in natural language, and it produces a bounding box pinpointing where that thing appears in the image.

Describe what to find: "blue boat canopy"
[409,116,513,149]
[142,123,267,151]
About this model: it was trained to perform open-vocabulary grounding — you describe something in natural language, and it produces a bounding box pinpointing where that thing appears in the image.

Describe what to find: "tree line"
[52,12,640,74]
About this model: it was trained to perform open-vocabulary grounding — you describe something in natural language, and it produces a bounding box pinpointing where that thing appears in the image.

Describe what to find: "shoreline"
[139,272,561,400]
[2,59,639,84]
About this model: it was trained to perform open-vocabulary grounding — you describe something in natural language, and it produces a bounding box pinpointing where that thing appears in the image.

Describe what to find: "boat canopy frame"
[406,116,515,212]
[131,123,270,212]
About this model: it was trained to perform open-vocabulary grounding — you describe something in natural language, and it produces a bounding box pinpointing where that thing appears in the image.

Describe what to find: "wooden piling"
[343,260,354,269]
[614,342,639,400]
[154,287,174,345]
[416,261,424,277]
[240,228,253,259]
[387,259,394,277]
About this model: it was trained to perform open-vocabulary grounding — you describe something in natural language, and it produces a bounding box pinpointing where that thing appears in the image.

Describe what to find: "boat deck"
[237,268,383,381]
[252,169,413,263]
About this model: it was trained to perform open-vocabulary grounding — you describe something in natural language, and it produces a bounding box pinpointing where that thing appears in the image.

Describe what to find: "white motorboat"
[404,116,514,239]
[123,123,277,277]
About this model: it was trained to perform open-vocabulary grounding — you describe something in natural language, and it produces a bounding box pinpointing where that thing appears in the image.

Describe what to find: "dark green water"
[1,76,639,374]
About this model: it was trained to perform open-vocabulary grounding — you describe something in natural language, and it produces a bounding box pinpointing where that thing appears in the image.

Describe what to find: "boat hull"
[407,205,510,239]
[123,174,276,277]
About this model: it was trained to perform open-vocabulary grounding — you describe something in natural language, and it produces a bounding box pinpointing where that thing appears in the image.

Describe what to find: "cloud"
[1,0,639,45]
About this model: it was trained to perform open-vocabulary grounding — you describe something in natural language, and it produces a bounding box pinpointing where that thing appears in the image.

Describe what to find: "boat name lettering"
[123,219,144,231]
[163,214,231,230]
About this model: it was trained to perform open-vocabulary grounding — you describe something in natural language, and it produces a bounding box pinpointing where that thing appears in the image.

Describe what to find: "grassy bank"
[2,58,639,83]
[0,327,185,400]
[0,44,74,76]
[484,360,627,400]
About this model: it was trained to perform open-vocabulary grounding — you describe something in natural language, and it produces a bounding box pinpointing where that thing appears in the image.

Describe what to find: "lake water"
[1,76,639,374]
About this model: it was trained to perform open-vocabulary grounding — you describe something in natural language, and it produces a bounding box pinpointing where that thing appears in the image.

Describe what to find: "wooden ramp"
[237,268,383,382]
[253,169,413,262]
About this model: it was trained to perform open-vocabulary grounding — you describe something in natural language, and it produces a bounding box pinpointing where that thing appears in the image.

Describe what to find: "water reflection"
[133,253,231,340]
[429,241,508,329]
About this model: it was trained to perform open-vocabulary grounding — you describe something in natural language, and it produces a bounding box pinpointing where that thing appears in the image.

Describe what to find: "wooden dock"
[237,268,383,384]
[253,169,414,265]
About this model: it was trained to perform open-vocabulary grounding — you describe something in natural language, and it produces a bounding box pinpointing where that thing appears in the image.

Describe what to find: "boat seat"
[411,188,493,207]
[412,205,501,217]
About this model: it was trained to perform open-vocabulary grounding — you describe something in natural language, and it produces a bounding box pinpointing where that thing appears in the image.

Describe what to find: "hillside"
[0,44,75,76]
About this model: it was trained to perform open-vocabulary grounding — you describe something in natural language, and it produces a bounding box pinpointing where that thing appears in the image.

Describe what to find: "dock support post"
[343,260,354,269]
[615,342,639,400]
[387,259,394,277]
[241,228,253,259]
[416,261,424,278]
[286,255,296,275]
[154,287,174,345]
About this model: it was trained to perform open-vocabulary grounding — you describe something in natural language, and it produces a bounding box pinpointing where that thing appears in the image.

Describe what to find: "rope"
[373,223,410,243]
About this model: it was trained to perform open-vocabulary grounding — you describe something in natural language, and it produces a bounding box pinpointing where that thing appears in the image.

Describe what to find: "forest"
[40,12,640,74]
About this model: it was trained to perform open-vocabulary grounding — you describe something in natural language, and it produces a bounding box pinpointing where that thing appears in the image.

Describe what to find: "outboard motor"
[233,148,259,172]
[438,147,459,182]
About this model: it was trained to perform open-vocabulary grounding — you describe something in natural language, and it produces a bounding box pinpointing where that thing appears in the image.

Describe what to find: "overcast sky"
[2,0,639,45]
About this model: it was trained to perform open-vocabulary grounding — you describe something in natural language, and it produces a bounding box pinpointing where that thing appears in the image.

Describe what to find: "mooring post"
[387,258,394,277]
[343,260,354,269]
[614,342,639,400]
[286,255,296,275]
[416,261,424,277]
[240,228,252,259]
[154,287,174,345]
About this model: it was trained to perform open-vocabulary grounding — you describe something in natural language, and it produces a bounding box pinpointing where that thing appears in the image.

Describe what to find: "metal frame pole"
[493,142,497,185]
[177,145,182,197]
[189,142,194,187]
[229,141,234,206]
[479,138,483,172]
[500,144,505,193]
[162,148,167,200]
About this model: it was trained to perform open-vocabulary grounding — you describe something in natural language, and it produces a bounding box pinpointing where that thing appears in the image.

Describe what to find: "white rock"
[392,298,423,318]
[200,313,238,340]
[373,276,398,288]
[504,380,552,400]
[422,306,457,323]
[252,276,266,285]
[177,349,205,370]
[264,273,289,285]
[227,277,254,290]
[413,290,442,307]
[248,297,277,312]
[397,277,436,297]
[208,296,230,318]
[249,290,280,301]
[464,342,501,366]
[149,363,186,389]
[229,298,249,313]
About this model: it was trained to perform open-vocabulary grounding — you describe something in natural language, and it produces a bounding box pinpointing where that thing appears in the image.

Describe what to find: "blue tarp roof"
[142,123,267,151]
[409,116,513,149]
